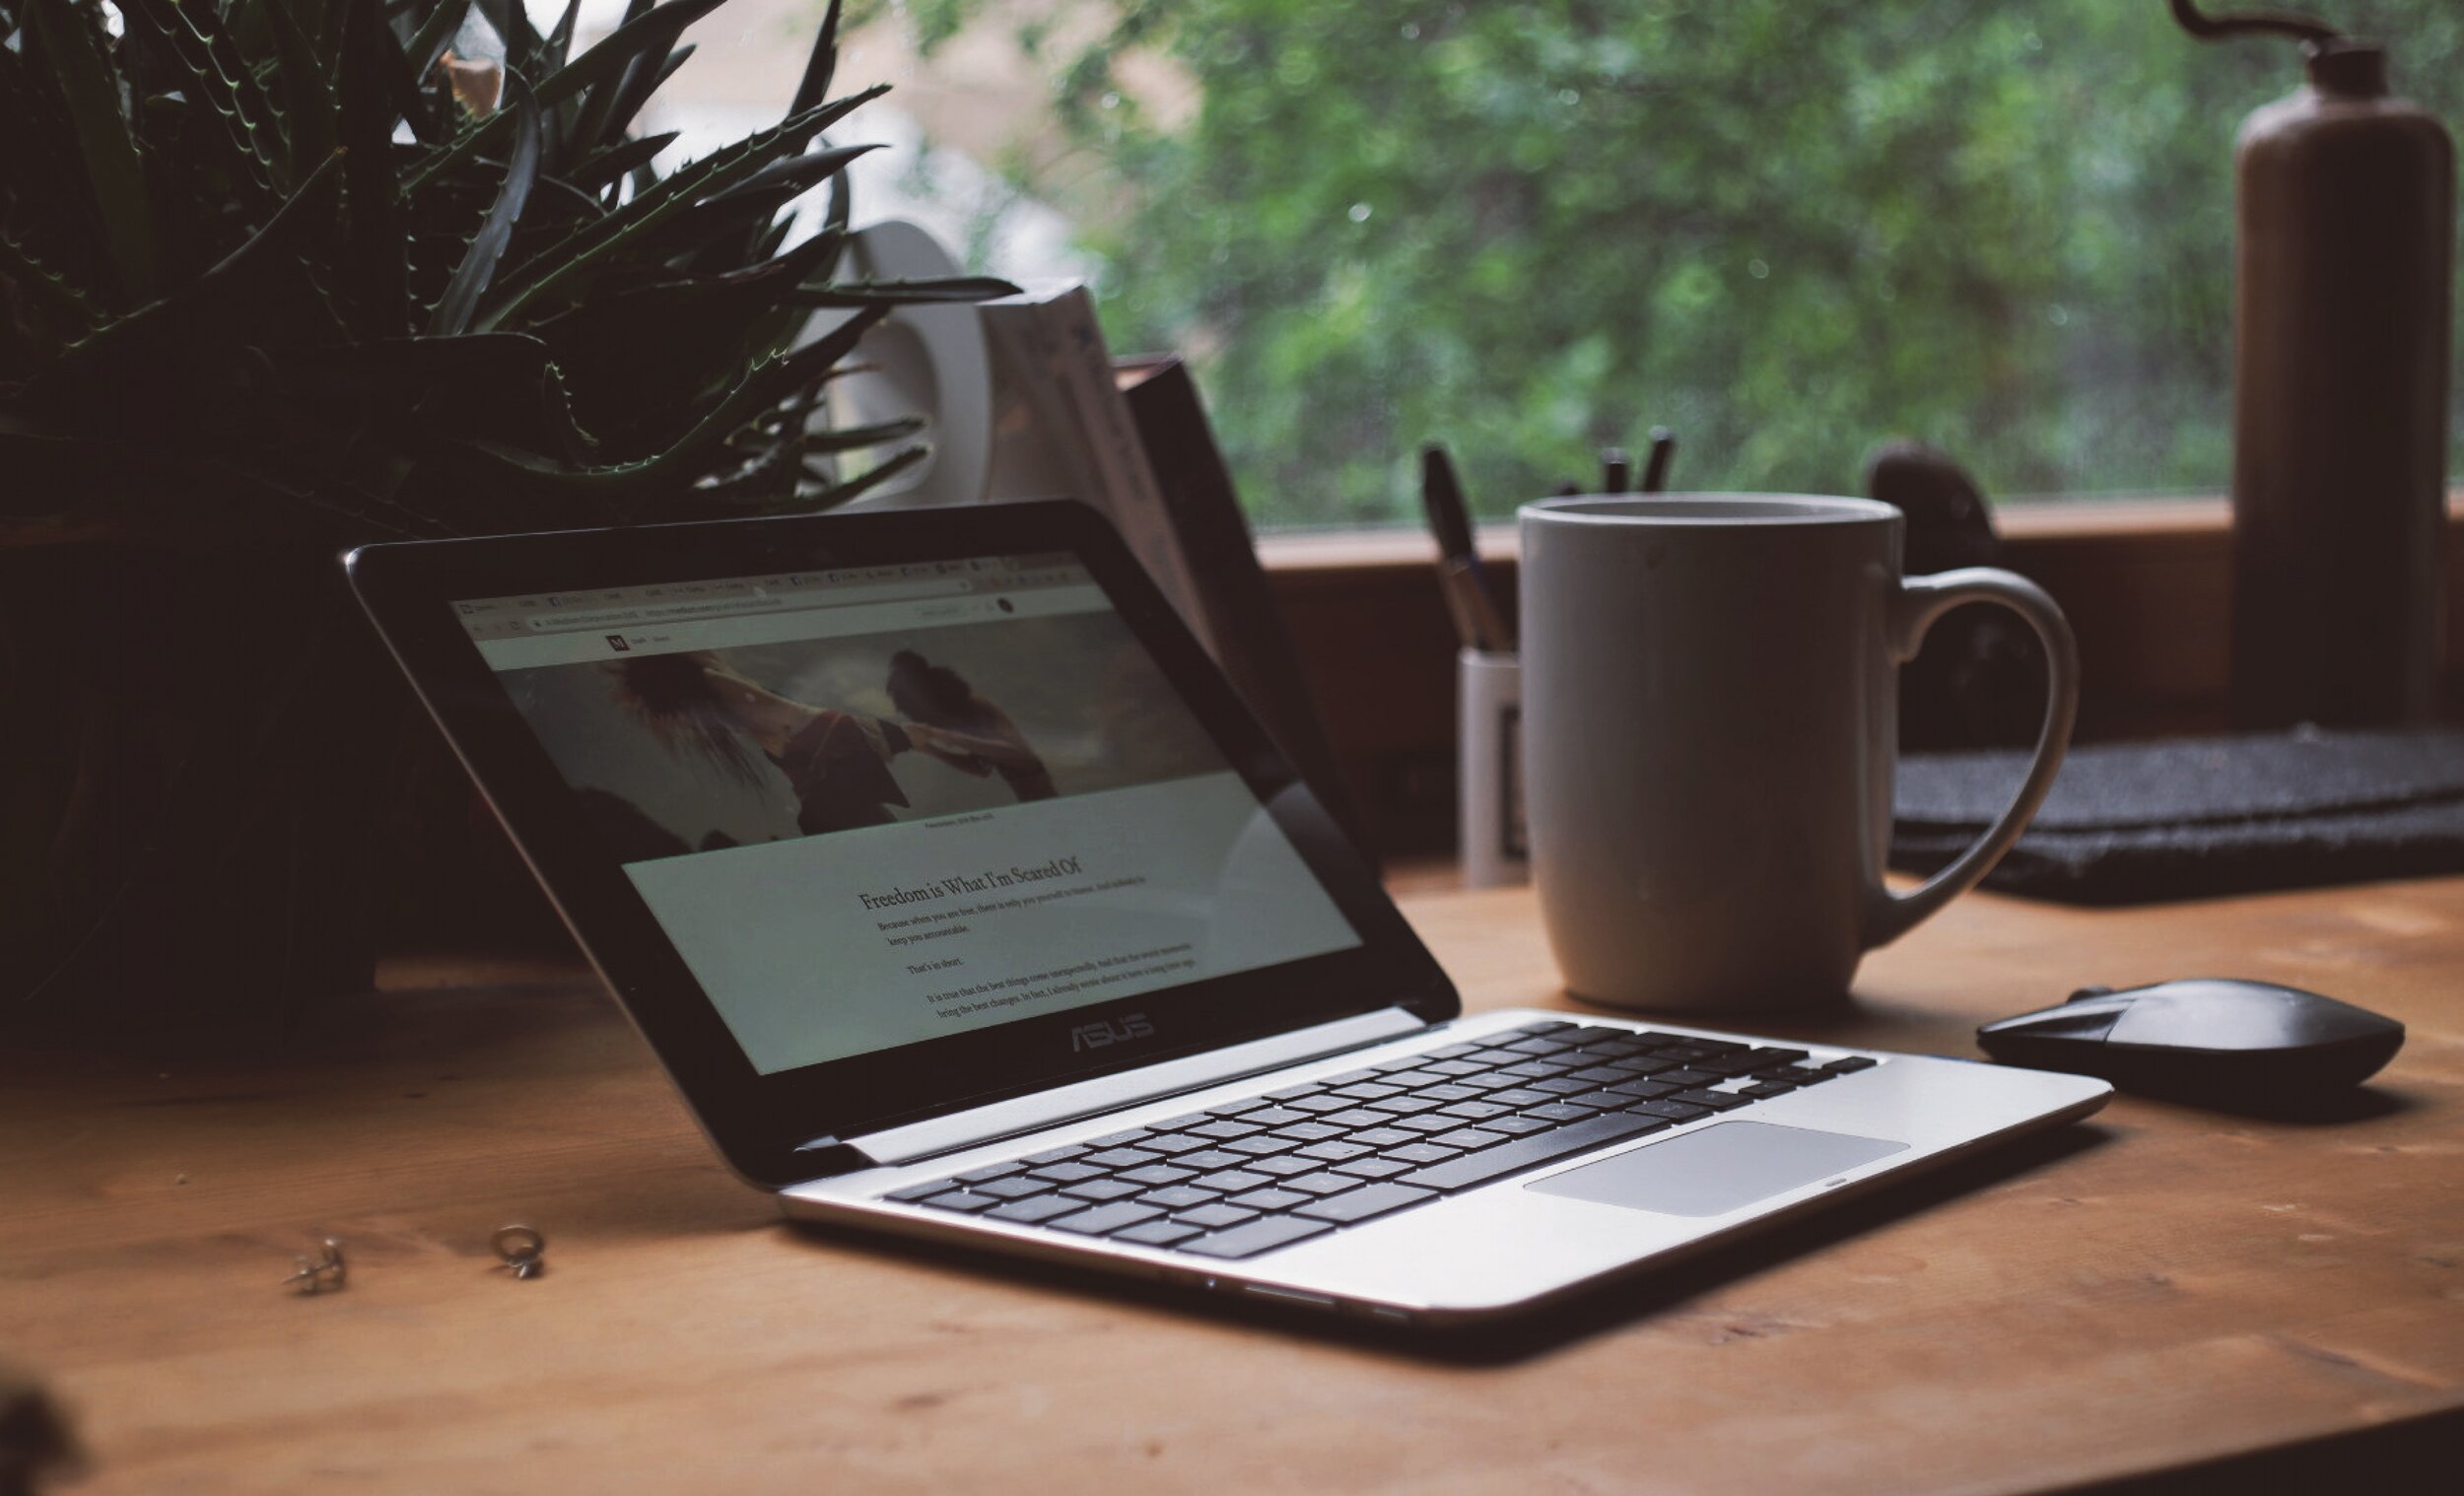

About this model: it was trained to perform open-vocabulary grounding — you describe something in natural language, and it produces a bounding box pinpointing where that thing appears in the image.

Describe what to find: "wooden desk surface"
[5,879,2461,1494]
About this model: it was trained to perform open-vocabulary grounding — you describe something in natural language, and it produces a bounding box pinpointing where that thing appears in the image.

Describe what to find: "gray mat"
[1890,727,2464,905]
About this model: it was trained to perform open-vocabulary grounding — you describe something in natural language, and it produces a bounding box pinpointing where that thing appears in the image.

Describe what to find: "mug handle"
[1862,567,2080,950]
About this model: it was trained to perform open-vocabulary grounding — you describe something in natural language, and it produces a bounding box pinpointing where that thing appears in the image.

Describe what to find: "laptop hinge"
[834,1007,1429,1168]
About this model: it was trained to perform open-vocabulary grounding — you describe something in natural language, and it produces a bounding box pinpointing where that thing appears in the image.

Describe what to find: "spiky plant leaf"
[336,0,411,335]
[261,0,339,177]
[567,0,671,154]
[118,0,287,198]
[542,0,582,70]
[480,111,882,327]
[820,144,854,241]
[0,25,113,291]
[0,231,106,355]
[794,415,926,455]
[431,303,888,505]
[427,70,540,336]
[565,130,675,195]
[24,0,157,301]
[709,141,881,207]
[525,233,840,448]
[288,329,606,477]
[788,0,844,117]
[792,442,929,513]
[24,154,345,439]
[403,0,468,92]
[689,377,851,504]
[471,0,547,85]
[406,0,728,192]
[792,276,1023,308]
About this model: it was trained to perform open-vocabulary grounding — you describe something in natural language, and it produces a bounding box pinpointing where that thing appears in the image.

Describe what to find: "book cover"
[1116,354,1373,857]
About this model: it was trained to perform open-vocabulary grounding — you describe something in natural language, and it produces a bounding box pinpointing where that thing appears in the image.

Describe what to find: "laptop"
[345,499,2110,1329]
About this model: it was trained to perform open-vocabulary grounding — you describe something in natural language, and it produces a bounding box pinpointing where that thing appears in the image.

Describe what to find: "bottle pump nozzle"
[2167,0,2338,46]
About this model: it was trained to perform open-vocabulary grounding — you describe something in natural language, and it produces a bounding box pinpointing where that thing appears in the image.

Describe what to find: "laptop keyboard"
[881,1020,1880,1260]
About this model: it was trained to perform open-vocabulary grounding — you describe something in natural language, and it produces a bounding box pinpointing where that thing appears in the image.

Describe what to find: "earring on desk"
[281,1238,347,1294]
[492,1225,547,1280]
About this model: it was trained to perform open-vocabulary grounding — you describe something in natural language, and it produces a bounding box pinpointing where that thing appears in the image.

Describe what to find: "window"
[518,1,2462,852]
[634,0,2464,528]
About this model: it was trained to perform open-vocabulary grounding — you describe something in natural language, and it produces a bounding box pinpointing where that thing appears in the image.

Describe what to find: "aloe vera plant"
[0,0,1014,1035]
[0,0,1011,544]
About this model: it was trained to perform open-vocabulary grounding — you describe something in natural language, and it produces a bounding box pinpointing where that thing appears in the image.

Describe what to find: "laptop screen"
[452,552,1364,1075]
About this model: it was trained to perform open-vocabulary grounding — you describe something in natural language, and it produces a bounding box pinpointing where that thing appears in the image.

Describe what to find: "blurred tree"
[907,1,2464,524]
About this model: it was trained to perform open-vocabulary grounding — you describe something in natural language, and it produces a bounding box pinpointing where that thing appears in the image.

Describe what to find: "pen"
[1421,444,1515,650]
[1433,559,1487,653]
[1601,447,1630,494]
[1440,557,1514,654]
[1641,428,1677,494]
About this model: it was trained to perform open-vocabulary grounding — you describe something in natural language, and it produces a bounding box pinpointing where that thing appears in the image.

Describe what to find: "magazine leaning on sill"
[978,284,1218,660]
[819,222,1209,652]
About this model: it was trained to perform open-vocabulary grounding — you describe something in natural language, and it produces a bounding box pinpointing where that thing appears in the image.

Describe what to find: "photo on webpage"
[496,609,1226,864]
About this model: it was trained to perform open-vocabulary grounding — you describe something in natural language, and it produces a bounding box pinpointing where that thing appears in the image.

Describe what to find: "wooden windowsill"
[1258,490,2464,575]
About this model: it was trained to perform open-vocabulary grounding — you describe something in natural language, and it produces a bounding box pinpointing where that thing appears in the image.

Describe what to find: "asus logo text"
[1070,1014,1156,1052]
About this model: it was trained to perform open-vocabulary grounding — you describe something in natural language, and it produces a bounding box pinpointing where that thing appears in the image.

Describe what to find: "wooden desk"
[5,879,2462,1493]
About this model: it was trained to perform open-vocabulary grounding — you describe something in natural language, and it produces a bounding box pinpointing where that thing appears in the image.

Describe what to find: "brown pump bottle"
[2172,0,2454,727]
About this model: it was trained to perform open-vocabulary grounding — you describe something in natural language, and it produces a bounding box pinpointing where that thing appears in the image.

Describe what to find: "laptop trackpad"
[1526,1122,1909,1218]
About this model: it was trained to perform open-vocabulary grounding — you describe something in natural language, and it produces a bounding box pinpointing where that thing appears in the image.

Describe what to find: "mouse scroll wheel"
[2066,986,2118,1004]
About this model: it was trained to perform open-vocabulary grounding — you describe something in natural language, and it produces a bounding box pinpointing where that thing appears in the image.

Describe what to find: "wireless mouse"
[1976,979,2404,1104]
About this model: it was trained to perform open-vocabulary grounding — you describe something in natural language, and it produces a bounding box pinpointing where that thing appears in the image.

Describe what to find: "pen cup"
[1458,648,1528,888]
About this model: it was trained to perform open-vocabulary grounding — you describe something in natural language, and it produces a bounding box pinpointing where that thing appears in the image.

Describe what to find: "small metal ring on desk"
[491,1225,545,1263]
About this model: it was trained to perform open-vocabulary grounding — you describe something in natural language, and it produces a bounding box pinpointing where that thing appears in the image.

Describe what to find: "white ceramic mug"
[1517,495,2079,1012]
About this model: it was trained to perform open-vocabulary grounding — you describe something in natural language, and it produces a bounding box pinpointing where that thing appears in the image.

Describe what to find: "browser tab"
[457,555,1108,672]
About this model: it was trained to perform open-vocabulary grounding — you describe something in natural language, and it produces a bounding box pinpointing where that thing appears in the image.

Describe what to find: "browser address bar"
[523,578,972,632]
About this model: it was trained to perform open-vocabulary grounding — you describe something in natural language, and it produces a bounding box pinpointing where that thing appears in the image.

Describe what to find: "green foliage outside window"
[905,1,2464,525]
